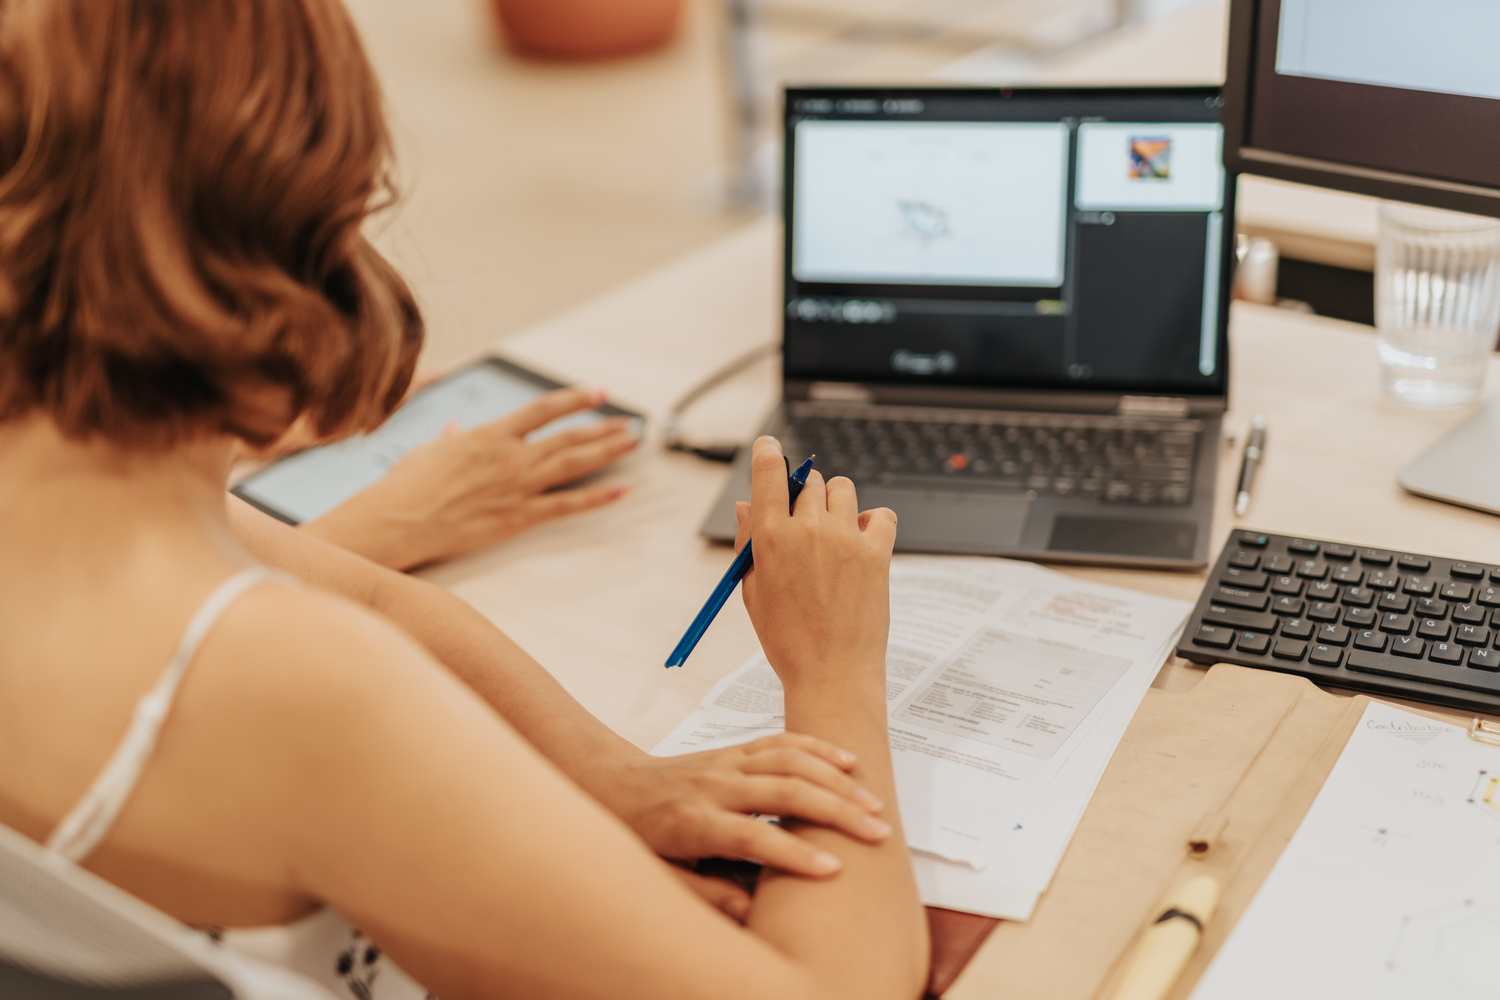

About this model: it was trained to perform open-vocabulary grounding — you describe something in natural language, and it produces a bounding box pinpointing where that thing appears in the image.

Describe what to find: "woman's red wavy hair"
[0,0,422,447]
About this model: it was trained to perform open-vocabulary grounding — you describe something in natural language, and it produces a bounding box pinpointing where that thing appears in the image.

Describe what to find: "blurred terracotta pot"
[491,0,685,58]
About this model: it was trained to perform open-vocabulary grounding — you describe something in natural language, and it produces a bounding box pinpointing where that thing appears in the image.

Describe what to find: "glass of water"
[1377,202,1500,408]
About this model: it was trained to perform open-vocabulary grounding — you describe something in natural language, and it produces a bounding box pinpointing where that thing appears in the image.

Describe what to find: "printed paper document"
[1193,701,1500,999]
[654,556,1189,875]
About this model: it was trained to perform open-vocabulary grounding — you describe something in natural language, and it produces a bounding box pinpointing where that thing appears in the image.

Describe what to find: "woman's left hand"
[300,386,639,569]
[588,733,892,918]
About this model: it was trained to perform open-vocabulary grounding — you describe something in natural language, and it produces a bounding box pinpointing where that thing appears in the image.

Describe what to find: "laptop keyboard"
[785,404,1202,504]
[1179,530,1500,713]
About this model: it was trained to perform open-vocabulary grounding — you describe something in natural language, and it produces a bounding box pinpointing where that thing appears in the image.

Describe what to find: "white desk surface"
[418,217,1500,994]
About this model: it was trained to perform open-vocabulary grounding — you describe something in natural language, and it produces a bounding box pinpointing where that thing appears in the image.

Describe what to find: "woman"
[0,2,928,999]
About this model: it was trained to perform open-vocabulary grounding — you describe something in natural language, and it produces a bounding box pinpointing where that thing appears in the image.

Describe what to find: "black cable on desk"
[662,342,779,462]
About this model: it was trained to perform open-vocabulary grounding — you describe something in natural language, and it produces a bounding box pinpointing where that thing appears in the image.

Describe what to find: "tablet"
[231,356,643,525]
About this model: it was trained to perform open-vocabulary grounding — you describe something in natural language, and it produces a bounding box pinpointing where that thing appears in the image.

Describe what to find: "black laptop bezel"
[780,85,1233,414]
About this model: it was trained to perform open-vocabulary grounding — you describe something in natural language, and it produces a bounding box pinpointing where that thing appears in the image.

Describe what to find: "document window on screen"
[791,121,1070,287]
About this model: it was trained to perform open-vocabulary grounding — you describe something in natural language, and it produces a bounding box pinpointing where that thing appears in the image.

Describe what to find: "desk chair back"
[0,822,333,1000]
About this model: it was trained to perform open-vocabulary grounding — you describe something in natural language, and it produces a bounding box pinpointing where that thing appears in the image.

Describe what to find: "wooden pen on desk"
[1106,874,1220,1000]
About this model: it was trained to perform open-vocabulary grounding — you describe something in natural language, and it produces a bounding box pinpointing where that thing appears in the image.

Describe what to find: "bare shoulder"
[165,577,517,817]
[214,581,425,687]
[95,576,529,927]
[192,579,492,736]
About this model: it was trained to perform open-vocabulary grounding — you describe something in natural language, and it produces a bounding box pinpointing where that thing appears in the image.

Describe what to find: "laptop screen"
[782,87,1230,398]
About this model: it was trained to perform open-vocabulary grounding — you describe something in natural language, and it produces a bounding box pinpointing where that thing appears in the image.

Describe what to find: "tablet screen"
[233,359,632,524]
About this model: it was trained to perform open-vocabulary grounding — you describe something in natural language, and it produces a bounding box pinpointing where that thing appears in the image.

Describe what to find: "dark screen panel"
[1072,214,1210,384]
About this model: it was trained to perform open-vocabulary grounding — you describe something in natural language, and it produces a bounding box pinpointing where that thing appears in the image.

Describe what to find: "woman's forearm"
[748,673,929,1000]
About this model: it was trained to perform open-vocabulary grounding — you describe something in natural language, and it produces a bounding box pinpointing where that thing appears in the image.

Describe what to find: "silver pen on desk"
[1234,415,1267,516]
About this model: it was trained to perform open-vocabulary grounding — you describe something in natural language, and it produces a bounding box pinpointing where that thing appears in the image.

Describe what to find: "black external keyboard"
[1178,530,1500,713]
[786,403,1201,505]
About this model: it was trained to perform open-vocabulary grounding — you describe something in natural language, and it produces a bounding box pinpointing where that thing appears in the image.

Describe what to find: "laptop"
[701,85,1233,569]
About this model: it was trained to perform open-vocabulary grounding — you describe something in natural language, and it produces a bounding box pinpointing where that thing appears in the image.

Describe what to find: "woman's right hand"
[732,436,898,695]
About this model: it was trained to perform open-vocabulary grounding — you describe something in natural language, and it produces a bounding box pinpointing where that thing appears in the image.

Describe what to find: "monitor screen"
[782,87,1230,397]
[1226,0,1500,213]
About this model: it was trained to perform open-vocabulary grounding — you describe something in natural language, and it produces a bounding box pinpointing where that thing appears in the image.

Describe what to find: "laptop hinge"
[1116,395,1191,418]
[808,382,875,404]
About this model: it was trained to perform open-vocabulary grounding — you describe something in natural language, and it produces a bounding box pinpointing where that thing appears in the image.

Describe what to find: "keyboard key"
[1214,587,1270,611]
[1332,565,1364,585]
[1367,570,1401,591]
[1377,592,1413,614]
[1295,559,1328,580]
[1281,618,1314,639]
[1220,568,1269,591]
[1454,603,1488,624]
[1192,625,1235,648]
[1354,630,1388,652]
[1451,562,1486,579]
[1272,639,1307,660]
[1403,576,1436,596]
[1265,555,1295,574]
[1417,619,1452,641]
[1325,544,1356,560]
[1308,644,1343,667]
[1316,624,1351,646]
[1359,548,1393,566]
[1273,596,1305,616]
[1471,648,1500,671]
[1307,581,1339,602]
[1479,587,1500,607]
[1415,597,1448,618]
[1228,550,1261,570]
[1391,636,1425,658]
[1430,642,1464,665]
[1349,649,1500,695]
[1491,568,1500,584]
[1398,555,1431,571]
[1342,586,1375,607]
[1307,601,1341,622]
[1271,575,1304,596]
[1238,532,1269,548]
[1238,631,1272,655]
[1344,607,1376,627]
[1441,582,1475,602]
[1381,613,1415,634]
[1455,625,1491,647]
[1201,605,1277,632]
[1288,539,1319,554]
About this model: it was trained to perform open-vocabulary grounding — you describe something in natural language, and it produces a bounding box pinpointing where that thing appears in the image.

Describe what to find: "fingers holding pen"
[825,475,859,523]
[733,501,752,556]
[748,436,789,536]
[858,507,899,551]
[795,469,827,520]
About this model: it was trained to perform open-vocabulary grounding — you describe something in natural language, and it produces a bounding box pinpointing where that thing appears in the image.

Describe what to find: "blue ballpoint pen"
[665,456,814,668]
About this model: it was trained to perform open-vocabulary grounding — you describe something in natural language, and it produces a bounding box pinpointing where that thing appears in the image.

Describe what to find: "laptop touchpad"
[859,489,1029,551]
[1047,516,1197,560]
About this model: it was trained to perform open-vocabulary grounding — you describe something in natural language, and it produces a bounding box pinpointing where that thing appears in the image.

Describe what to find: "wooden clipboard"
[938,662,1399,999]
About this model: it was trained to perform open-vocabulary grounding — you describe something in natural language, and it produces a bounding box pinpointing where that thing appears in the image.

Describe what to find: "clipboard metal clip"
[1468,717,1500,748]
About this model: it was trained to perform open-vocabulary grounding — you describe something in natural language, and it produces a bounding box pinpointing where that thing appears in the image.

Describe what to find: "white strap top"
[46,566,286,863]
[41,565,432,998]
